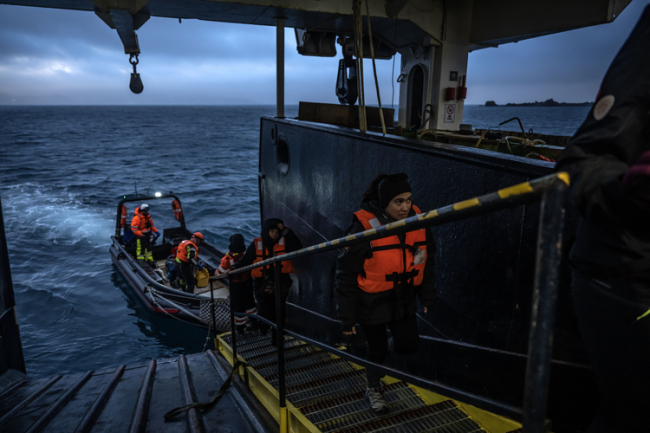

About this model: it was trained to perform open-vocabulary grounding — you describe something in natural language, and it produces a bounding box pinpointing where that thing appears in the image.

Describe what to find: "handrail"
[213,172,569,280]
[219,171,569,433]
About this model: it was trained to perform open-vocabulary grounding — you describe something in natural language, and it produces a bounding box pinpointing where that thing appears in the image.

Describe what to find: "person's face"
[277,222,285,230]
[269,228,280,241]
[191,236,200,244]
[142,208,149,215]
[384,192,412,221]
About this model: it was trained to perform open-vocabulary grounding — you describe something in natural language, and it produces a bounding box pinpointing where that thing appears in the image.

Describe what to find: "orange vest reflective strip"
[354,205,427,294]
[251,236,295,278]
[218,252,250,282]
[176,240,198,262]
[120,205,127,227]
[131,209,155,235]
[172,199,183,222]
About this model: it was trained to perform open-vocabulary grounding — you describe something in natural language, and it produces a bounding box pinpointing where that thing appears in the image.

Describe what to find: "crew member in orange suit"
[130,203,159,264]
[215,234,257,333]
[175,232,204,293]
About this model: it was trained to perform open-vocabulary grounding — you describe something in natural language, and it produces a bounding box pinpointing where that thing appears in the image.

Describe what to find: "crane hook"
[129,53,144,94]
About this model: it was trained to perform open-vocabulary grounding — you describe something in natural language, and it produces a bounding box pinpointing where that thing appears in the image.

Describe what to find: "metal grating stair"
[221,332,490,433]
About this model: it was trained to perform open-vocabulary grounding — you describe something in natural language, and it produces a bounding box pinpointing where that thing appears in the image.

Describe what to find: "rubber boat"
[108,192,231,330]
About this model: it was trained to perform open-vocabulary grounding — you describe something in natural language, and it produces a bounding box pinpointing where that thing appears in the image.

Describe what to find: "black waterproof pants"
[177,261,196,293]
[254,275,291,346]
[135,235,151,261]
[572,271,650,433]
[230,278,256,327]
[360,314,419,388]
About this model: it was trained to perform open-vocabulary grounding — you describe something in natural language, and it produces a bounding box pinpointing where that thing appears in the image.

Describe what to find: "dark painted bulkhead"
[0,196,26,377]
[258,117,596,431]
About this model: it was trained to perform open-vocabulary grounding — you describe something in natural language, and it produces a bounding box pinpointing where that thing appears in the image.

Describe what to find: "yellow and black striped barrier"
[212,172,570,280]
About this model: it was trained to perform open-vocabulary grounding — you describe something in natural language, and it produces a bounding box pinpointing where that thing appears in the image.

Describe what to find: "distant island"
[485,98,592,107]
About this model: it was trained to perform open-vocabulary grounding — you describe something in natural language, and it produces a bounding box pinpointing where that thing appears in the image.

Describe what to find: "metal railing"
[211,172,569,433]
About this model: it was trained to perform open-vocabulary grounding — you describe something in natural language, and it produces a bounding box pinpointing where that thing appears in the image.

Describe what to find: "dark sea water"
[0,104,589,378]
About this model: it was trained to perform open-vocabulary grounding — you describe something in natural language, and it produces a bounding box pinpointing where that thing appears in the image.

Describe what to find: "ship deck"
[0,347,276,433]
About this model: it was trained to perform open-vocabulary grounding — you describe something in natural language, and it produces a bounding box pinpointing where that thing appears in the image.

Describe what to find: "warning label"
[444,104,456,123]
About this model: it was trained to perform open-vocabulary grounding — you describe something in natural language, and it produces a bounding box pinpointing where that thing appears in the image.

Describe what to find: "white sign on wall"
[444,104,456,123]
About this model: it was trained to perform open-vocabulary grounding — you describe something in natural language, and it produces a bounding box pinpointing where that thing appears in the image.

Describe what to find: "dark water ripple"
[0,104,584,378]
[0,105,299,378]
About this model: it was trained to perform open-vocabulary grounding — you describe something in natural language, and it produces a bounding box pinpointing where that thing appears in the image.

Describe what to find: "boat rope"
[202,319,212,352]
[147,287,203,323]
[352,0,367,132]
[147,289,190,324]
[164,359,249,421]
[365,0,387,136]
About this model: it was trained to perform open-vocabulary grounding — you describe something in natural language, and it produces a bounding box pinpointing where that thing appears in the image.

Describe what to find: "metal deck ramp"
[0,350,276,433]
[219,332,522,433]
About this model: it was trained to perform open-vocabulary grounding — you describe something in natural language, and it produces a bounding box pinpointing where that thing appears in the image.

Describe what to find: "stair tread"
[221,332,488,433]
[331,400,485,433]
[302,382,428,433]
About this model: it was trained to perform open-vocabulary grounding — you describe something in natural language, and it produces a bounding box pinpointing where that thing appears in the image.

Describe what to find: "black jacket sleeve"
[283,228,303,252]
[334,219,371,331]
[416,227,437,309]
[556,6,650,230]
[234,242,257,269]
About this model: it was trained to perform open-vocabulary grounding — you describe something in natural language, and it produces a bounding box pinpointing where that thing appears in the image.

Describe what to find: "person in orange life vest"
[335,173,436,414]
[215,234,257,333]
[272,219,303,252]
[131,203,159,263]
[234,219,300,345]
[175,232,204,293]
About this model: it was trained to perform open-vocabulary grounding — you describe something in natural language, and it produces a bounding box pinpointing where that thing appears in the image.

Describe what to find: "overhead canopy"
[1,0,632,51]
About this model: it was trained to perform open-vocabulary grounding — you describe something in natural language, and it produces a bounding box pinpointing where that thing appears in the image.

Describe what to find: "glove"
[153,232,160,239]
[622,150,650,205]
[196,261,204,271]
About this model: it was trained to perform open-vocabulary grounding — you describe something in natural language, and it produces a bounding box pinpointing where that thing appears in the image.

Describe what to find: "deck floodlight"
[155,192,162,197]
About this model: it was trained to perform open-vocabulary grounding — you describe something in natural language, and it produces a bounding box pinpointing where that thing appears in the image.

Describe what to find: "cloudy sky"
[0,0,648,105]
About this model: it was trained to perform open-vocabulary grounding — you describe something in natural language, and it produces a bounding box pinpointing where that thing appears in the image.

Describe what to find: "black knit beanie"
[228,234,246,253]
[378,173,412,209]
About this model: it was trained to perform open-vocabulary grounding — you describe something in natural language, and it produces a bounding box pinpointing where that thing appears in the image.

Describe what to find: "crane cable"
[352,0,367,132]
[365,0,387,136]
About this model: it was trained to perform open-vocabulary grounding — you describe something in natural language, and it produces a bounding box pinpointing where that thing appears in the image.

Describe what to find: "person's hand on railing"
[342,325,357,335]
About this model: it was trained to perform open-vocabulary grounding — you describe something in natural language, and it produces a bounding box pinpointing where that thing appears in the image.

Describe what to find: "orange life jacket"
[354,205,427,294]
[131,208,158,237]
[176,240,198,263]
[216,252,251,282]
[172,199,183,222]
[120,205,127,227]
[251,236,295,278]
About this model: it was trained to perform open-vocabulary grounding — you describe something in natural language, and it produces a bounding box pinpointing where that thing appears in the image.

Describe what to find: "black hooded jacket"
[235,218,296,287]
[555,6,650,278]
[335,200,437,330]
